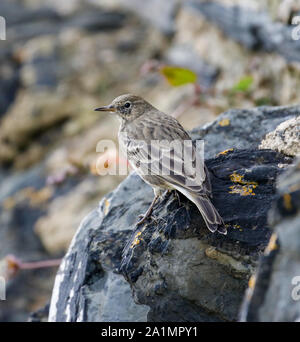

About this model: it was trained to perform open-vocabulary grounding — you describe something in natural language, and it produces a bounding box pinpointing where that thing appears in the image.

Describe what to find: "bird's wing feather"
[121,112,211,196]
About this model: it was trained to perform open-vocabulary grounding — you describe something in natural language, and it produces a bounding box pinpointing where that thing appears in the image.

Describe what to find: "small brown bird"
[95,94,226,234]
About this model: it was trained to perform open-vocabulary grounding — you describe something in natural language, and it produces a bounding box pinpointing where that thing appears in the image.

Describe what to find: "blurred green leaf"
[160,66,197,86]
[255,97,272,106]
[232,75,253,92]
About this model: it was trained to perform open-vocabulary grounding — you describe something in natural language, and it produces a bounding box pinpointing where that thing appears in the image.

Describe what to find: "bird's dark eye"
[124,102,131,108]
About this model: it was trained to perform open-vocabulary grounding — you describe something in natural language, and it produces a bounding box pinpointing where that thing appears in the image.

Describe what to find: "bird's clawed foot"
[137,213,159,225]
[136,194,159,226]
[136,212,153,225]
[136,190,182,227]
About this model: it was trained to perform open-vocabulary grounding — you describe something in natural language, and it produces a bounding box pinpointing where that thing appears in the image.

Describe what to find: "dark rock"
[5,5,127,44]
[0,165,46,203]
[0,268,57,322]
[0,166,46,258]
[0,60,20,117]
[0,0,60,26]
[0,166,50,322]
[187,1,300,63]
[28,303,50,322]
[115,0,179,36]
[240,158,300,322]
[66,10,127,32]
[120,149,292,322]
[191,105,300,158]
[48,174,151,322]
[23,54,59,89]
[49,105,296,322]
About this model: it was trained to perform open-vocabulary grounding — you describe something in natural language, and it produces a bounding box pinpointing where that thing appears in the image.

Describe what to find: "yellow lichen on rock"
[131,232,142,248]
[219,118,230,127]
[229,172,258,196]
[229,185,257,196]
[218,148,234,156]
[283,193,292,210]
[264,233,278,255]
[227,224,242,231]
[248,275,256,289]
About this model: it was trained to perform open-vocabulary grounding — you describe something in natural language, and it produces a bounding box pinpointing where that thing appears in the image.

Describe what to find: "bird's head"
[94,94,153,121]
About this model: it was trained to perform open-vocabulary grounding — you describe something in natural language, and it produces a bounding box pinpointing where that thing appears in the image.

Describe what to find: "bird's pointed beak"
[94,104,115,112]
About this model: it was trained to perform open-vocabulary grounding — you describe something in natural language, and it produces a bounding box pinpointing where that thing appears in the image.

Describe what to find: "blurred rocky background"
[0,0,300,321]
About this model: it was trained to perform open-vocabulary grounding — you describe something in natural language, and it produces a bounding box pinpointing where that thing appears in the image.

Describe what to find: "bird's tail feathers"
[192,195,227,235]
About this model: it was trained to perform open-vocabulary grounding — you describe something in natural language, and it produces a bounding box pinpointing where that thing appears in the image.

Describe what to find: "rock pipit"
[95,94,226,234]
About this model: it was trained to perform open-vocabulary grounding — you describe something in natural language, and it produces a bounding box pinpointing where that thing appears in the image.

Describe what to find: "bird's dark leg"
[162,189,181,206]
[136,194,159,226]
[162,189,172,199]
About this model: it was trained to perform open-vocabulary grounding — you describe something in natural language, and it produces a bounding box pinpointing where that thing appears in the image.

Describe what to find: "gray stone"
[240,157,300,322]
[259,116,300,157]
[4,4,126,44]
[121,149,291,321]
[0,61,20,117]
[114,0,179,35]
[49,105,296,322]
[0,165,46,258]
[187,1,300,62]
[0,166,99,321]
[191,105,300,158]
[48,174,151,322]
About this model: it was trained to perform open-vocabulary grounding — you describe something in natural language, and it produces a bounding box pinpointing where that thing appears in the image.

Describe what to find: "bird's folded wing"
[124,139,211,196]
